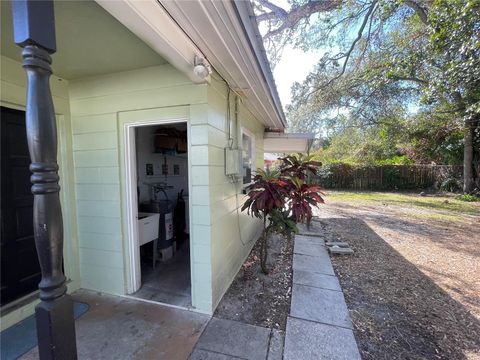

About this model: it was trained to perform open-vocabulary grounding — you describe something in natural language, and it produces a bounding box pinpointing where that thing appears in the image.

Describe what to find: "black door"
[1,106,41,306]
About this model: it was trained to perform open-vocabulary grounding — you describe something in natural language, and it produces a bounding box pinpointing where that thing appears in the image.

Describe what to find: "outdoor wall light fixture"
[193,55,211,80]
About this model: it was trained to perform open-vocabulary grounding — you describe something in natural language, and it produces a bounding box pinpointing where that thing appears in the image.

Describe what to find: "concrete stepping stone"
[290,284,352,329]
[189,349,243,359]
[194,318,270,360]
[298,231,322,237]
[296,224,322,236]
[294,241,326,257]
[325,241,349,247]
[293,270,341,292]
[295,234,325,245]
[328,246,354,255]
[293,253,335,276]
[284,317,361,360]
[267,329,284,360]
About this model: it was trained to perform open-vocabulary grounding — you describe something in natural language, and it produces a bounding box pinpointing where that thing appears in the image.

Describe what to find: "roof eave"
[158,0,286,130]
[232,0,287,129]
[97,0,286,130]
[264,132,315,153]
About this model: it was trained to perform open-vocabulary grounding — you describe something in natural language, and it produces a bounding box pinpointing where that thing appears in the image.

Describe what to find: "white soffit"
[96,0,285,129]
[95,0,209,84]
[159,0,286,130]
[264,133,315,154]
[264,153,279,161]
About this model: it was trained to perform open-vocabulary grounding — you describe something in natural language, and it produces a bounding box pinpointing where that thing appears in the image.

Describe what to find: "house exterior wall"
[205,78,265,309]
[0,55,81,330]
[69,65,265,313]
[1,57,266,316]
[68,65,210,308]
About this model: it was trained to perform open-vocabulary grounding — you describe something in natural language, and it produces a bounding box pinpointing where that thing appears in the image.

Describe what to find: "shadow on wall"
[324,217,480,360]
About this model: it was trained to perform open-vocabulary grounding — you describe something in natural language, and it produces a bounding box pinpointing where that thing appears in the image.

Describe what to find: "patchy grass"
[457,193,480,202]
[318,193,480,359]
[324,191,480,217]
[397,209,470,222]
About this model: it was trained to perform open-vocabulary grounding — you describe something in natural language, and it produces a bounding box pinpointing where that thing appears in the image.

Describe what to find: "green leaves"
[241,153,325,227]
[241,154,325,274]
[241,169,291,219]
[267,209,298,237]
[288,178,325,223]
[426,0,480,122]
[279,153,322,179]
[284,0,479,135]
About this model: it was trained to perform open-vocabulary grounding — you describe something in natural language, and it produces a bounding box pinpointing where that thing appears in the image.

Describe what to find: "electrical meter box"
[225,148,241,176]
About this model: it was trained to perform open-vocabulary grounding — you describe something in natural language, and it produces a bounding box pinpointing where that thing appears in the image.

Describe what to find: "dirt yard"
[214,233,293,331]
[316,191,480,360]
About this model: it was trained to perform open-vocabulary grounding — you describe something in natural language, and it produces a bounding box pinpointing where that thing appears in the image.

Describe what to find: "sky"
[272,45,321,110]
[256,0,321,110]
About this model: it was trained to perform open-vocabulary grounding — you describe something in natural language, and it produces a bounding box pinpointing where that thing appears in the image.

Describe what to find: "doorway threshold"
[120,294,197,313]
[0,292,39,317]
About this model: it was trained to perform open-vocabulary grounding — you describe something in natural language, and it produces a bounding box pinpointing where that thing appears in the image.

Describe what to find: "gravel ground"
[214,233,293,330]
[317,192,480,360]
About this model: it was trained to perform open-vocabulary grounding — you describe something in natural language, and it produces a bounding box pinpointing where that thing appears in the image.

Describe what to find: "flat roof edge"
[264,132,315,139]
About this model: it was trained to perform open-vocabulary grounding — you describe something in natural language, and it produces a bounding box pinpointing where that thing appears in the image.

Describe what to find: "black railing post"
[11,1,77,358]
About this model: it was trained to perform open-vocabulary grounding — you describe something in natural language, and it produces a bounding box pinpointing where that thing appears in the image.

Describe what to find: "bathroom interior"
[133,123,191,308]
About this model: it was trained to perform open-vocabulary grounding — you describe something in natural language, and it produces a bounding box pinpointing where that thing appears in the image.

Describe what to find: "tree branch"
[256,11,279,22]
[306,1,378,98]
[356,6,376,66]
[257,0,288,18]
[389,75,428,85]
[332,1,378,80]
[259,0,344,39]
[403,0,429,25]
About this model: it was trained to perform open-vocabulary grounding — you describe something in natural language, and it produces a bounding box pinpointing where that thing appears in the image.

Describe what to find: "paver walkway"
[189,318,283,359]
[190,224,360,360]
[283,227,361,360]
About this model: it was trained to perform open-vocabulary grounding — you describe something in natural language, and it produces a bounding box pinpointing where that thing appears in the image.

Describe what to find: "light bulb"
[194,63,209,79]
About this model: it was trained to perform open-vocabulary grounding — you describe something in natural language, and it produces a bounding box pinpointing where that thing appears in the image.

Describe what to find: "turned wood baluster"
[11,1,77,359]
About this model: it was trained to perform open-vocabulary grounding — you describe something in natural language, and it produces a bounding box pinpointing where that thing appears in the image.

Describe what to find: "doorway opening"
[129,122,191,308]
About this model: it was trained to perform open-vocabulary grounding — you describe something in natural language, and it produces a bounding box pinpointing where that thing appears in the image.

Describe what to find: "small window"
[242,129,255,185]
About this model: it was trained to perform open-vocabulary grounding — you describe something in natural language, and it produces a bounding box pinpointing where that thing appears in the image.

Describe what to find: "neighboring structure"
[0,0,311,329]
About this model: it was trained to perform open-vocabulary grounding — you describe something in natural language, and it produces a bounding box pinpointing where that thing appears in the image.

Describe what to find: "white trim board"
[117,106,192,299]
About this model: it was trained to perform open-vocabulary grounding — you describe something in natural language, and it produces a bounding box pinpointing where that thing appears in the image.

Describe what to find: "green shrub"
[456,194,480,202]
[439,177,462,192]
[375,155,414,165]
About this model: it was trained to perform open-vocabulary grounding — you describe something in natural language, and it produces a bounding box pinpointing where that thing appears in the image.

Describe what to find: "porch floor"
[132,245,191,308]
[20,289,209,360]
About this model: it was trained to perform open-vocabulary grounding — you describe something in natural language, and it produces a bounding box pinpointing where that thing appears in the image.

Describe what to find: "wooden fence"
[315,164,464,190]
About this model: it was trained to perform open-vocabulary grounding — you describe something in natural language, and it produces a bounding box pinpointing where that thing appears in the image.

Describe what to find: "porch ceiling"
[1,0,167,80]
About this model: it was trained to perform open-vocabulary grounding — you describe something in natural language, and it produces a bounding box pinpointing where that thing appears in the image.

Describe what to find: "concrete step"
[328,246,354,255]
[325,241,349,247]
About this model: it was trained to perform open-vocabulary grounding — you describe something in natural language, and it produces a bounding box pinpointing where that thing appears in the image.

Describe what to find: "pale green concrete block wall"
[71,111,123,295]
[2,55,269,317]
[189,104,214,312]
[0,55,81,330]
[69,64,214,312]
[206,78,265,309]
